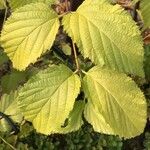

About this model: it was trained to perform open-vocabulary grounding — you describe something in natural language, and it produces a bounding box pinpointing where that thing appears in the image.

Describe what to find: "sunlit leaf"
[1,3,59,70]
[8,0,57,11]
[63,0,144,77]
[54,101,85,134]
[18,65,81,134]
[83,66,147,138]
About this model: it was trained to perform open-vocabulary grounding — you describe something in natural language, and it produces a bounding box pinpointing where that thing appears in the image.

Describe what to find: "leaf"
[8,0,57,11]
[61,43,72,56]
[0,3,60,70]
[0,91,23,132]
[62,1,144,77]
[83,66,147,138]
[18,65,81,135]
[54,101,85,134]
[140,0,150,29]
[0,0,5,9]
[1,70,27,93]
[144,45,150,80]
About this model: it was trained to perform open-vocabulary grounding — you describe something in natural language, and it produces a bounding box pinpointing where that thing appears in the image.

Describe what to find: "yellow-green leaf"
[1,3,59,70]
[62,1,144,77]
[8,0,57,11]
[54,101,85,134]
[83,66,147,138]
[18,65,81,135]
[0,91,23,132]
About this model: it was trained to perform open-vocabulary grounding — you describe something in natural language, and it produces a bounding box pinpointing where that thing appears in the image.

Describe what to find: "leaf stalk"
[72,41,80,73]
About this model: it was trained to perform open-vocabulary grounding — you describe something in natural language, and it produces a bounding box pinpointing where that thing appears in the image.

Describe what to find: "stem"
[58,12,69,18]
[81,70,87,75]
[65,0,69,12]
[144,34,150,40]
[72,41,80,72]
[0,136,17,150]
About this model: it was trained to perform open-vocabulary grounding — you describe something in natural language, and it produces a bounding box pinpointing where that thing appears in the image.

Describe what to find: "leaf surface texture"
[8,0,56,10]
[63,1,144,76]
[1,3,59,70]
[54,101,85,133]
[83,66,147,138]
[18,65,81,134]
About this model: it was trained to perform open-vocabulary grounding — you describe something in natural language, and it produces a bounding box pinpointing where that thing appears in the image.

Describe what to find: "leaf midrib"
[87,73,139,132]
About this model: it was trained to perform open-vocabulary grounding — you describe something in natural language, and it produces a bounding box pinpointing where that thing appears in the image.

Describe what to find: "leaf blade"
[0,91,23,132]
[8,0,57,11]
[83,66,147,138]
[62,1,144,76]
[18,65,81,134]
[54,101,85,134]
[1,3,59,70]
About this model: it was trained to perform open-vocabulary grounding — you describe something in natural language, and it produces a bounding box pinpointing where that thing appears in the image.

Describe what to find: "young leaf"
[83,66,147,138]
[18,65,81,135]
[62,1,144,77]
[54,101,85,134]
[0,3,60,70]
[0,91,23,132]
[140,0,150,29]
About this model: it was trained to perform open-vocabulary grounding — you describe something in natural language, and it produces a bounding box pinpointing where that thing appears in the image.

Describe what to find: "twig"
[81,70,87,75]
[58,11,69,18]
[72,41,80,72]
[65,0,69,12]
[0,136,17,150]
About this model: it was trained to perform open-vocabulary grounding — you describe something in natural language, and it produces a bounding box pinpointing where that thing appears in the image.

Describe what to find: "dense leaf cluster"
[0,0,150,149]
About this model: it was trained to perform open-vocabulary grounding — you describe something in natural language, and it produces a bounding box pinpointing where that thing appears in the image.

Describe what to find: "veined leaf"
[0,91,23,132]
[1,3,60,70]
[8,0,57,11]
[141,0,150,28]
[83,66,147,138]
[18,65,81,135]
[54,101,85,134]
[62,1,144,77]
